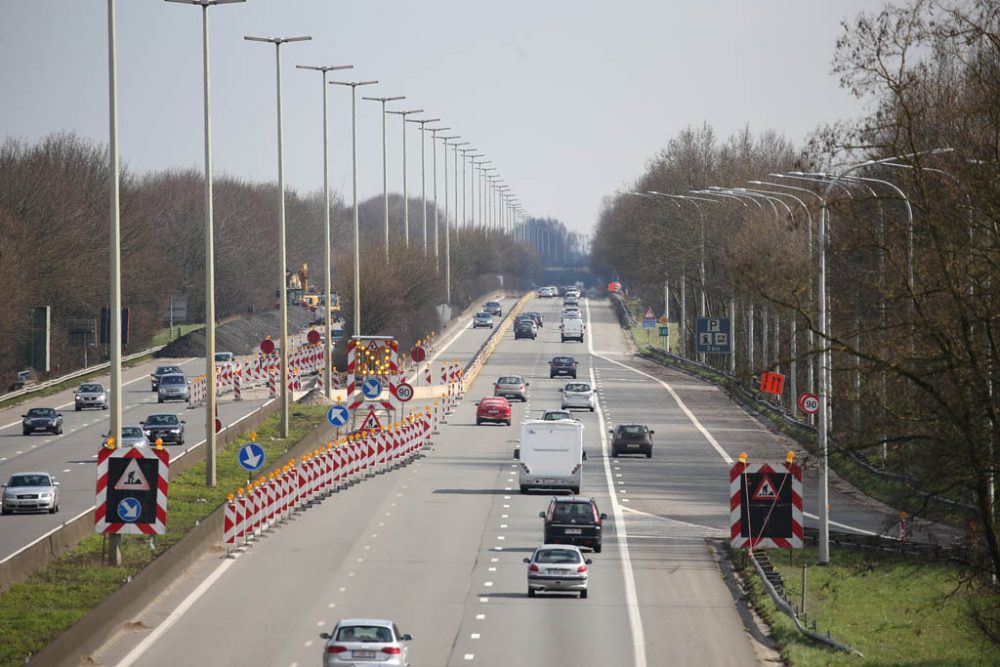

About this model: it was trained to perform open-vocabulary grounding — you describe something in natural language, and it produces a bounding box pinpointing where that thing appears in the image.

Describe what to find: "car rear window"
[553,357,573,364]
[335,625,393,643]
[535,548,582,564]
[621,425,647,436]
[497,377,522,384]
[565,383,590,392]
[553,503,595,522]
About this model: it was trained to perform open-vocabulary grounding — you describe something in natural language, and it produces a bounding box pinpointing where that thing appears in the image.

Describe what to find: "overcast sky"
[1,0,877,236]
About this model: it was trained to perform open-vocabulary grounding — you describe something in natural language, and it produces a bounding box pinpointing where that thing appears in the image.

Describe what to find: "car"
[560,317,585,343]
[540,409,576,421]
[74,382,108,411]
[540,496,607,552]
[1,472,60,514]
[610,423,655,458]
[524,311,543,327]
[150,365,183,391]
[476,396,512,425]
[538,286,556,298]
[321,618,412,667]
[514,318,537,340]
[524,544,592,598]
[564,296,579,307]
[104,425,150,449]
[494,375,529,402]
[214,351,235,363]
[563,307,582,318]
[484,300,503,317]
[141,413,186,446]
[473,311,494,329]
[561,380,596,411]
[549,356,578,378]
[157,373,190,403]
[21,407,63,436]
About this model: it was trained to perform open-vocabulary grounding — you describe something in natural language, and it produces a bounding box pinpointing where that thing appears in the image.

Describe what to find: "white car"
[322,618,412,666]
[538,286,556,298]
[541,409,576,421]
[561,380,596,411]
[524,544,592,598]
[1,472,60,514]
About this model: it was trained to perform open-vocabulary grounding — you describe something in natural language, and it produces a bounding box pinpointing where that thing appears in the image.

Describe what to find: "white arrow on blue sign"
[117,497,142,522]
[327,404,351,427]
[238,442,266,472]
[361,377,382,399]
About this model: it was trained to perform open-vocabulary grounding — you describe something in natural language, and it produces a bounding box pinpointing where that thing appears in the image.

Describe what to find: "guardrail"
[0,344,165,404]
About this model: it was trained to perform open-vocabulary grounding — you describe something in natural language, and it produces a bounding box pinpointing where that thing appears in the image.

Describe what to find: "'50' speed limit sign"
[797,392,819,415]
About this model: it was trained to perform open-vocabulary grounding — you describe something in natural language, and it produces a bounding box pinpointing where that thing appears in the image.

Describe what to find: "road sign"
[361,377,382,399]
[658,315,669,324]
[95,445,169,535]
[696,317,732,353]
[658,325,669,337]
[260,338,275,354]
[327,404,351,427]
[797,392,819,415]
[410,346,426,362]
[759,371,785,396]
[238,442,266,472]
[394,381,414,402]
[307,329,320,345]
[360,405,383,431]
[642,306,656,329]
[730,461,803,550]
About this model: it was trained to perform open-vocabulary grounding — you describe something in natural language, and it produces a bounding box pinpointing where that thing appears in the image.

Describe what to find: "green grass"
[737,546,1000,666]
[149,322,204,348]
[0,404,329,667]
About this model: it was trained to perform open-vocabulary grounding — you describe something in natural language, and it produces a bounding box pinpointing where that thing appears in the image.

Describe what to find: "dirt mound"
[298,388,335,406]
[157,306,317,358]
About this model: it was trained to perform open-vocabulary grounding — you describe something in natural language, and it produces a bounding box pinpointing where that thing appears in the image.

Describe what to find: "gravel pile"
[298,388,335,406]
[157,306,317,358]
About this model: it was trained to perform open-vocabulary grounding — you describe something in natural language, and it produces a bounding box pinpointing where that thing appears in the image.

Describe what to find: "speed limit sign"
[394,381,414,403]
[798,392,819,415]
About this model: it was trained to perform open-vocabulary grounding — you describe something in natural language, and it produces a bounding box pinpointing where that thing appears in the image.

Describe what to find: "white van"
[560,316,585,343]
[516,420,585,494]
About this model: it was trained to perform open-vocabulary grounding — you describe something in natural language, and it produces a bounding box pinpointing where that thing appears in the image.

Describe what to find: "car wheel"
[550,373,555,378]
[22,429,29,436]
[528,588,536,598]
[57,425,63,435]
[589,407,595,412]
[506,420,512,426]
[49,504,58,514]
[580,589,588,599]
[103,405,108,410]
[594,544,602,554]
[571,486,580,494]
[157,398,163,404]
[519,485,528,494]
[476,419,482,425]
[571,373,577,379]
[646,452,652,459]
[178,438,185,446]
[75,406,81,412]
[611,449,618,457]
[1,507,10,516]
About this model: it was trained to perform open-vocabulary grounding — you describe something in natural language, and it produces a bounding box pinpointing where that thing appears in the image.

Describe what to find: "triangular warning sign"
[644,307,655,319]
[751,475,779,501]
[367,340,379,353]
[361,407,383,431]
[114,458,151,491]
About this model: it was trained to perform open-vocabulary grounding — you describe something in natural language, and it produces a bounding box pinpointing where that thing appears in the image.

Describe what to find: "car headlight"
[3,491,14,499]
[171,428,181,434]
[40,492,53,498]
[22,419,29,425]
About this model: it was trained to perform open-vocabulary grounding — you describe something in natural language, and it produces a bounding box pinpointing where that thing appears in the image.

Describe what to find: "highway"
[88,295,902,667]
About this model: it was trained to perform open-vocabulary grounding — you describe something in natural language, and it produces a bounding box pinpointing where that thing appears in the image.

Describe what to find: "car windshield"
[161,375,185,385]
[497,377,522,385]
[565,383,590,392]
[535,548,582,564]
[621,425,647,436]
[215,353,232,361]
[486,301,500,308]
[8,474,51,487]
[476,312,490,318]
[122,427,144,438]
[27,408,55,417]
[79,384,104,392]
[145,415,178,426]
[335,625,393,643]
[156,366,181,375]
[553,503,595,521]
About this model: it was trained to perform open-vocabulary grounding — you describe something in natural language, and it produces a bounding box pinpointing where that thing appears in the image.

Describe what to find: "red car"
[476,396,512,426]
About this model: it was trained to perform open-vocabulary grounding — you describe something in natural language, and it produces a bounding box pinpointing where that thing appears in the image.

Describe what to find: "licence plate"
[353,650,376,658]
[564,528,582,535]
[547,568,570,575]
[627,444,640,448]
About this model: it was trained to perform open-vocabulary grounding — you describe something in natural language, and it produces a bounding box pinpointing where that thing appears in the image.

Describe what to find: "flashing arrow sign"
[117,497,142,522]
[238,443,266,472]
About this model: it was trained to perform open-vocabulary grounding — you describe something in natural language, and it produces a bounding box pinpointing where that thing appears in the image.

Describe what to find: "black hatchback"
[549,356,578,379]
[540,496,607,553]
[610,423,654,458]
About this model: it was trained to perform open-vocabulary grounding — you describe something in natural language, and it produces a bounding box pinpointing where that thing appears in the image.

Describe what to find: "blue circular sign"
[117,497,142,523]
[327,404,351,427]
[238,442,266,472]
[361,377,382,399]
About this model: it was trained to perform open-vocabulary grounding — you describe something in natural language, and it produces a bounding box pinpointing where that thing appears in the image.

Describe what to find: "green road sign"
[658,325,669,337]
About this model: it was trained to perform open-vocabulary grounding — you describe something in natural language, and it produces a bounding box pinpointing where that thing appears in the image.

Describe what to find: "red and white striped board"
[95,445,169,535]
[729,461,802,550]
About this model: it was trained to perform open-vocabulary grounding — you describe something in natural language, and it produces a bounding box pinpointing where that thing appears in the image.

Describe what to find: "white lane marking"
[490,557,498,563]
[471,633,481,639]
[500,524,507,528]
[316,621,324,626]
[586,304,646,667]
[804,511,878,535]
[116,557,236,667]
[464,654,475,661]
[488,567,496,572]
[304,640,313,647]
[476,614,485,620]
[484,581,493,587]
[62,469,70,473]
[328,603,336,608]
[479,597,488,603]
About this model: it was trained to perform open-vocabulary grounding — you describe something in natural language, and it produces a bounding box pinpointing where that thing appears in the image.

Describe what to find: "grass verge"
[735,545,1000,666]
[0,403,328,667]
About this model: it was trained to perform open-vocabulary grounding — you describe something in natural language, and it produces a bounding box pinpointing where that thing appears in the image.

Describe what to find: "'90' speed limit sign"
[394,381,414,402]
[797,392,819,415]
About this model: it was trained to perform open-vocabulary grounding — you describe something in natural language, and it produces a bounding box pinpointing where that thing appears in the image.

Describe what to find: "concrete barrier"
[462,291,533,392]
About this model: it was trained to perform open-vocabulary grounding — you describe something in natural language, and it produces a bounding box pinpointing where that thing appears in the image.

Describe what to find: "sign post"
[95,443,170,539]
[730,454,803,551]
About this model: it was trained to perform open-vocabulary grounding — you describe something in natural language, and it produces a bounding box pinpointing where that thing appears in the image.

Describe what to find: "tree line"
[591,0,1000,608]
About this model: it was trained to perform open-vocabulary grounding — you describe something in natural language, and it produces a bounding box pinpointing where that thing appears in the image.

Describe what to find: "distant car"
[610,423,654,458]
[538,287,556,298]
[524,544,592,598]
[151,365,183,391]
[524,311,543,327]
[540,496,607,553]
[561,381,596,411]
[21,407,63,436]
[549,356,578,379]
[141,413,186,446]
[541,409,575,421]
[494,375,529,402]
[322,618,413,667]
[563,308,582,319]
[74,382,108,411]
[476,396,512,426]
[484,300,503,317]
[514,318,537,340]
[214,351,235,363]
[104,425,150,449]
[473,312,494,329]
[1,472,60,515]
[157,374,190,403]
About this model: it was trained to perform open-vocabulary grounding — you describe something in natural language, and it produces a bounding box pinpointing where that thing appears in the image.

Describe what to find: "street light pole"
[439,135,460,303]
[363,95,406,263]
[330,78,379,337]
[245,34,311,439]
[297,63,354,400]
[387,108,424,249]
[423,125,449,271]
[449,141,469,244]
[405,117,440,255]
[167,0,245,483]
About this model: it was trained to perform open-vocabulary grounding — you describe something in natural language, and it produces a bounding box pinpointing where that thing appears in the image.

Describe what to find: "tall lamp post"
[245,34,312,439]
[405,117,440,254]
[363,95,406,262]
[473,159,490,229]
[297,63,354,400]
[439,135,460,303]
[449,140,469,244]
[387,108,424,248]
[165,0,245,484]
[330,78,379,337]
[422,125,450,270]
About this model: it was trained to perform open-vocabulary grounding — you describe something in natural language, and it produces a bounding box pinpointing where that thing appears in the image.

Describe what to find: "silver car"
[321,618,412,666]
[74,382,109,411]
[494,374,529,402]
[524,544,592,598]
[473,312,494,329]
[561,381,596,412]
[103,425,149,449]
[541,410,576,422]
[1,472,60,514]
[157,373,190,403]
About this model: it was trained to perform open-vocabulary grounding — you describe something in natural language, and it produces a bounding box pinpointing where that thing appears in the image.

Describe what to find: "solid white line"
[115,557,236,667]
[587,305,646,667]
